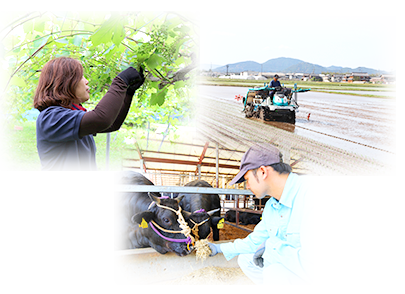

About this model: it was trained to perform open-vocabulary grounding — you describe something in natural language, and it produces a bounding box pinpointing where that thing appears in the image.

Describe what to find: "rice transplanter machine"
[239,83,310,124]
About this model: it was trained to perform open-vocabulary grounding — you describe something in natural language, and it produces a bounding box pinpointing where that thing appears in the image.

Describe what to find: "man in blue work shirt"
[208,143,309,284]
[269,74,282,100]
[270,74,282,88]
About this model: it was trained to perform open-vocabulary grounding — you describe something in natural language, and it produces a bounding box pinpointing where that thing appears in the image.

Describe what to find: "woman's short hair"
[33,57,83,111]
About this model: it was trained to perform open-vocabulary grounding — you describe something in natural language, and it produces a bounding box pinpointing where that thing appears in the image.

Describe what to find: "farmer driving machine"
[239,83,310,124]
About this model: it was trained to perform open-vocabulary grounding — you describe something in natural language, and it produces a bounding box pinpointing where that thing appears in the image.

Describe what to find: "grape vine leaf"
[146,54,165,70]
[150,88,168,106]
[90,15,125,48]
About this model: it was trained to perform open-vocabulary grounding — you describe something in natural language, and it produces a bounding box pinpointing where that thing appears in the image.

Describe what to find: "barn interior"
[116,134,262,284]
[119,129,282,235]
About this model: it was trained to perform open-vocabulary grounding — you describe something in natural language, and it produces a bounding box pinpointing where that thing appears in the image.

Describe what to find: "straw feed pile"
[170,266,253,285]
[195,239,211,261]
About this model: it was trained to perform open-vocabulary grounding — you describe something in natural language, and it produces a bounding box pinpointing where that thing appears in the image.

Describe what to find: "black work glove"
[117,67,145,95]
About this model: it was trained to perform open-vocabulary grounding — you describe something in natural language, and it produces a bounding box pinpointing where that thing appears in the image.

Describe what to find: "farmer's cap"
[229,143,281,186]
[274,74,279,78]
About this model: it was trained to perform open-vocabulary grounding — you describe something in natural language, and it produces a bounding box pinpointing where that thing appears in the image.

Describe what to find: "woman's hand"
[118,67,145,94]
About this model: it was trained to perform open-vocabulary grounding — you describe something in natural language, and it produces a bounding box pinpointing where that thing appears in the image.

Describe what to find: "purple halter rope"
[149,221,192,244]
[194,209,206,213]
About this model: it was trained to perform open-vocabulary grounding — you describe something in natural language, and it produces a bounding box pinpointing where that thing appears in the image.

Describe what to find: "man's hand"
[208,242,222,257]
[253,241,266,268]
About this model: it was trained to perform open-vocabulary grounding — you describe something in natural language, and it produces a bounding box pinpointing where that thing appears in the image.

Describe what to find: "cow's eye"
[163,218,170,224]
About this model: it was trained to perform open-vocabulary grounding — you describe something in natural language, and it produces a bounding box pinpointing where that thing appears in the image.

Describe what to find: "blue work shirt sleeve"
[270,80,281,88]
[220,219,269,261]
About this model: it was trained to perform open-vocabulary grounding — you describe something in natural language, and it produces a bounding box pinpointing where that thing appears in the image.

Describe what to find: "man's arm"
[219,219,269,261]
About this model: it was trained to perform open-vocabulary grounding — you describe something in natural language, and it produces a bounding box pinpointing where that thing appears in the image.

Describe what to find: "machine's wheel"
[245,104,254,118]
[251,106,260,118]
[259,107,265,120]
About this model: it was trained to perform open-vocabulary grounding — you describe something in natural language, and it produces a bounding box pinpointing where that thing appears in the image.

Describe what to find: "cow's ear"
[211,216,224,226]
[131,211,154,224]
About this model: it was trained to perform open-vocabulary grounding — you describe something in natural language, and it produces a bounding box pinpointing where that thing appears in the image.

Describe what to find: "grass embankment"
[4,120,196,171]
[4,120,133,170]
[4,121,40,170]
[199,77,395,98]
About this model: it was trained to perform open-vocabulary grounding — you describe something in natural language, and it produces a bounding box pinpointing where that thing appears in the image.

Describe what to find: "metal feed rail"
[118,185,254,196]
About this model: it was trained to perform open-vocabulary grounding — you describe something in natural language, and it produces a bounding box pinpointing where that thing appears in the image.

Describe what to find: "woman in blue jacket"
[34,57,144,170]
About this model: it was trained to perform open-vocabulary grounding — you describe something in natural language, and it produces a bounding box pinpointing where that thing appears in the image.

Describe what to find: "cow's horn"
[148,192,161,204]
[207,208,220,216]
[175,195,184,203]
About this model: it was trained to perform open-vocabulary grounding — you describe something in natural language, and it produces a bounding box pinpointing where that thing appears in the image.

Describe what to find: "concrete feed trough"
[115,241,252,285]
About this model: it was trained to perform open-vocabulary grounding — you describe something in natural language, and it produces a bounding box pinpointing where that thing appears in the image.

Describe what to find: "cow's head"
[182,208,223,240]
[131,194,192,256]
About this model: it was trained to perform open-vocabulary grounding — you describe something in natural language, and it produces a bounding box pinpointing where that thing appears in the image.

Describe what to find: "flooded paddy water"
[197,85,396,175]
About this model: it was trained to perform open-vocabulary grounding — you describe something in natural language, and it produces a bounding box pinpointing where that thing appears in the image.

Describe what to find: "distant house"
[380,74,397,84]
[370,76,382,84]
[341,75,352,83]
[301,74,312,81]
[255,75,267,80]
[218,71,257,80]
[331,75,343,83]
[311,75,323,82]
[352,72,370,83]
[370,74,396,84]
[319,74,331,82]
[342,72,370,83]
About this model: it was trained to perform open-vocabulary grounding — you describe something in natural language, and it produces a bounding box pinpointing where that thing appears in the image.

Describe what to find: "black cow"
[178,180,223,241]
[240,212,261,225]
[225,210,261,225]
[224,210,236,222]
[117,171,192,256]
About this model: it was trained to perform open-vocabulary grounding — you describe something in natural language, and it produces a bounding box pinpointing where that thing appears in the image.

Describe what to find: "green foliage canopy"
[1,11,198,129]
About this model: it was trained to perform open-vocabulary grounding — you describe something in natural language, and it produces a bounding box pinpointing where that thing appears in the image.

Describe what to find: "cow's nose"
[182,244,194,256]
[178,247,191,257]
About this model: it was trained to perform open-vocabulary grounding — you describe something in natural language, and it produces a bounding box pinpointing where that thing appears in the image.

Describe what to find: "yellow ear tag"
[260,217,262,220]
[217,218,224,229]
[139,218,148,229]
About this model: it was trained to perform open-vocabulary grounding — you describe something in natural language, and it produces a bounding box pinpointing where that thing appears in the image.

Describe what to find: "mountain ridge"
[211,57,388,75]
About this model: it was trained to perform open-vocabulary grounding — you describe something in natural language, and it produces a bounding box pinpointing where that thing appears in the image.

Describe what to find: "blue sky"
[199,4,398,72]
